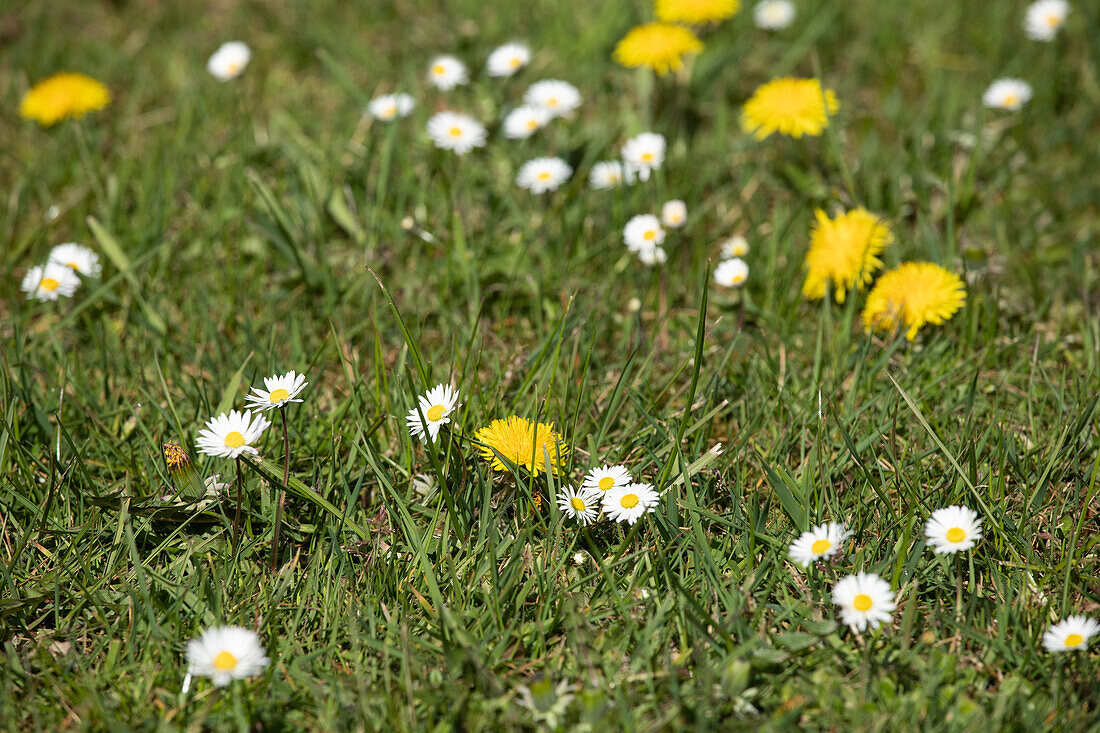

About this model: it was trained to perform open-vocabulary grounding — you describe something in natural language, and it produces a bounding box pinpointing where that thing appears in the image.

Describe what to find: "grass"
[2,0,1099,728]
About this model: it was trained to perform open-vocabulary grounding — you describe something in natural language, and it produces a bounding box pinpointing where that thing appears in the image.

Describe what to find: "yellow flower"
[862,262,966,341]
[741,77,838,140]
[474,416,568,476]
[20,73,110,127]
[656,0,740,24]
[802,208,892,303]
[613,23,703,76]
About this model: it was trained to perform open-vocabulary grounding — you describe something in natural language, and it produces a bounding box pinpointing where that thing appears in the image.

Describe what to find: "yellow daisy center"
[65,262,79,269]
[1065,633,1084,648]
[426,404,445,421]
[40,277,60,291]
[432,64,445,75]
[641,152,655,162]
[448,126,462,137]
[384,105,397,117]
[1003,93,1019,107]
[598,476,615,491]
[811,538,832,555]
[546,97,558,107]
[620,493,639,509]
[570,497,587,511]
[732,274,746,284]
[853,594,873,611]
[537,171,552,181]
[946,527,966,543]
[268,388,290,403]
[510,57,522,68]
[643,230,657,241]
[224,431,246,449]
[526,119,539,130]
[213,650,238,671]
[227,62,241,74]
[1046,13,1060,27]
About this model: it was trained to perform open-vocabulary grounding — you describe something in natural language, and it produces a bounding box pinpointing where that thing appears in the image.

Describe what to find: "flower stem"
[271,409,290,571]
[233,455,243,550]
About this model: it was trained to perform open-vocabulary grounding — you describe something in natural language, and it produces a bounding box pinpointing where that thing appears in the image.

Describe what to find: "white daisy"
[207,42,252,82]
[426,111,487,155]
[982,79,1033,111]
[602,482,660,525]
[47,243,101,277]
[720,235,750,258]
[788,522,851,568]
[572,551,588,565]
[502,105,551,139]
[661,200,687,229]
[636,247,667,266]
[621,132,666,182]
[523,80,582,118]
[427,55,468,90]
[516,157,572,193]
[589,160,630,190]
[367,93,415,122]
[1024,0,1070,42]
[486,43,531,77]
[556,485,601,525]
[754,0,797,30]
[203,474,232,494]
[831,572,896,632]
[623,214,666,253]
[195,409,270,459]
[924,505,982,554]
[714,258,749,288]
[582,464,632,493]
[406,384,460,444]
[245,371,308,412]
[185,626,270,688]
[1042,616,1100,653]
[21,263,81,301]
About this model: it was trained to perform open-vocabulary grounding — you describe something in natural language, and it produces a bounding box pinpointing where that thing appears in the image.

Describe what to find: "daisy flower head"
[656,0,741,23]
[516,157,573,194]
[583,464,632,493]
[367,93,415,122]
[714,258,749,288]
[613,23,703,76]
[487,43,531,77]
[982,79,1033,111]
[622,132,666,182]
[523,80,582,119]
[623,214,666,253]
[474,416,568,476]
[832,572,897,632]
[741,77,838,140]
[556,485,602,525]
[21,263,81,302]
[661,200,687,229]
[20,72,110,127]
[245,371,308,412]
[754,0,796,30]
[47,243,101,277]
[502,105,551,139]
[406,384,461,444]
[1043,616,1100,653]
[426,111,487,155]
[720,235,749,258]
[637,247,668,266]
[589,161,630,190]
[862,262,967,341]
[195,409,270,459]
[802,207,892,304]
[924,505,982,554]
[789,522,851,568]
[602,482,660,525]
[186,626,269,688]
[1024,0,1069,41]
[207,42,252,82]
[427,55,469,90]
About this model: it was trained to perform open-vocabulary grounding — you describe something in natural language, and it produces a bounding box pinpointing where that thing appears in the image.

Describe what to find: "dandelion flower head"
[741,77,838,140]
[802,207,892,304]
[614,23,703,76]
[656,0,741,23]
[20,73,110,127]
[475,415,568,476]
[861,262,966,341]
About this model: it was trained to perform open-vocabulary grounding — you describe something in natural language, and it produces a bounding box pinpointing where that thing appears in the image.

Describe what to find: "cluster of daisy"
[557,464,660,527]
[713,234,750,289]
[983,1,1070,111]
[195,370,307,460]
[622,199,683,266]
[589,130,666,192]
[20,242,101,303]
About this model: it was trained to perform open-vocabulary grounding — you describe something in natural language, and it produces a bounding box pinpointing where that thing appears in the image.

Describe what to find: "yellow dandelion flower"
[613,23,704,76]
[802,208,892,303]
[20,73,110,127]
[862,262,967,341]
[656,0,740,24]
[741,77,838,140]
[474,415,568,476]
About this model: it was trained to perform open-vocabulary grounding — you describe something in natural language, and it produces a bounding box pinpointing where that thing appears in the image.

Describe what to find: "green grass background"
[2,0,1099,729]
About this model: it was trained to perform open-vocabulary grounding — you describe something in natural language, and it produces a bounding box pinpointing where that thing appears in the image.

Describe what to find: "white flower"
[427,55,468,90]
[204,474,231,493]
[602,483,660,525]
[788,522,851,568]
[502,105,551,139]
[589,161,630,190]
[195,409,270,459]
[720,235,750,258]
[406,384,460,443]
[661,200,687,229]
[636,247,667,266]
[582,464,632,493]
[1042,616,1100,653]
[1024,0,1069,41]
[982,79,1033,111]
[754,0,796,30]
[623,214,666,253]
[245,371,308,412]
[367,93,415,122]
[207,42,252,82]
[714,258,749,288]
[185,626,269,687]
[924,505,982,554]
[556,485,601,525]
[622,132,666,182]
[487,43,531,77]
[572,551,588,565]
[426,111,487,155]
[516,157,572,193]
[48,243,101,277]
[523,80,581,118]
[831,572,896,632]
[21,263,81,301]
